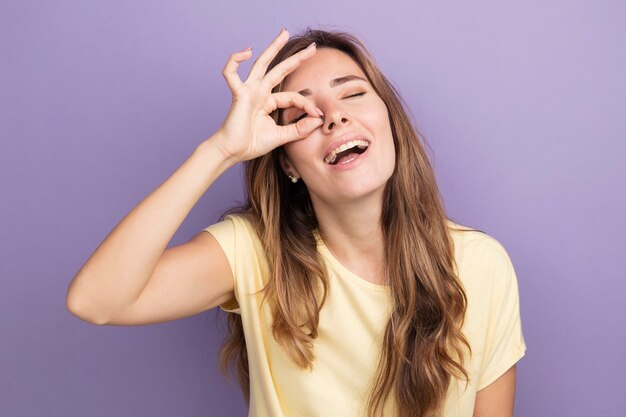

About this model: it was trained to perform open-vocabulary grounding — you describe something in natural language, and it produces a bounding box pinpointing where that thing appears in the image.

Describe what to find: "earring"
[288,175,298,183]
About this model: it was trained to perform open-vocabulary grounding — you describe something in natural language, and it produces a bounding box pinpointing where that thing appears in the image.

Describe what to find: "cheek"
[283,140,315,170]
[369,105,394,146]
[366,99,392,131]
[373,107,396,170]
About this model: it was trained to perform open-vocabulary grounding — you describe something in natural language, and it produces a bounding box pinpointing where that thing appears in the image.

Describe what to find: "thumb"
[277,116,324,146]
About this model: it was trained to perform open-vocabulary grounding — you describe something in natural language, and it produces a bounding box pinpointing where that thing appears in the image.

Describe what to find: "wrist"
[196,132,240,169]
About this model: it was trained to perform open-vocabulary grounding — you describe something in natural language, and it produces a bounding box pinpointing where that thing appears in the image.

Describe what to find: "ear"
[279,151,300,179]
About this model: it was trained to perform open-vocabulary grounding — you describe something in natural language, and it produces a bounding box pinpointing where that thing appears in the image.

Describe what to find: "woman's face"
[279,47,396,205]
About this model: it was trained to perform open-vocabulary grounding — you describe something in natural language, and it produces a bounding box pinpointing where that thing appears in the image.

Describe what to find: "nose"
[321,108,351,133]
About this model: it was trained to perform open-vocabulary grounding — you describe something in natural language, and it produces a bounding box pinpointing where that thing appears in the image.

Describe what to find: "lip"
[322,131,371,161]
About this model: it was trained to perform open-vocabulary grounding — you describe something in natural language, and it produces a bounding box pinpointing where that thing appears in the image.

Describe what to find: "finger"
[247,28,290,81]
[277,116,324,146]
[262,42,317,89]
[267,91,323,122]
[222,47,253,92]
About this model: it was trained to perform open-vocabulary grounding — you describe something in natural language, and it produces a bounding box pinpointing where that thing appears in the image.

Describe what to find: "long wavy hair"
[218,28,472,417]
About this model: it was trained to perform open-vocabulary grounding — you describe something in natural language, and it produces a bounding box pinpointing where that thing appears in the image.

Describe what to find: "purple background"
[2,1,625,416]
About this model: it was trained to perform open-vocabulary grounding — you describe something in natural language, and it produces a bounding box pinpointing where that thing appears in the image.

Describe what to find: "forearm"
[66,135,235,323]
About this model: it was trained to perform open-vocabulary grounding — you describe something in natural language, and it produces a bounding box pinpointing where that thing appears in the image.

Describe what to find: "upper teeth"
[324,139,369,164]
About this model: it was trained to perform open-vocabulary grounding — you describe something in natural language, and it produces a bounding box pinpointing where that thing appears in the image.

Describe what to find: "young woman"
[67,28,526,417]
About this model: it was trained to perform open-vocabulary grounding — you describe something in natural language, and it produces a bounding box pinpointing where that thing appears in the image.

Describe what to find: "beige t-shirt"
[204,215,526,417]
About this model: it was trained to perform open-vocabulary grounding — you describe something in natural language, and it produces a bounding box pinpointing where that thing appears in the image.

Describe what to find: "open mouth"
[323,139,370,165]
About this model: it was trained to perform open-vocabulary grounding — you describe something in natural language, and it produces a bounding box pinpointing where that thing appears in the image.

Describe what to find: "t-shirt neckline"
[313,229,391,292]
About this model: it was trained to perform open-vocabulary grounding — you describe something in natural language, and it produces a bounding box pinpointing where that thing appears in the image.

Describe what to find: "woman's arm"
[473,365,517,417]
[65,137,237,325]
[66,28,323,326]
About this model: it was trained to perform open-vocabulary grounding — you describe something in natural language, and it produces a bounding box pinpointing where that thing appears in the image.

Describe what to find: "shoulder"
[203,213,265,258]
[205,213,259,239]
[446,219,516,291]
[447,219,511,264]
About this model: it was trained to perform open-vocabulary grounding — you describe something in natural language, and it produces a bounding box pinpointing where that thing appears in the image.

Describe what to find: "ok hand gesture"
[213,28,324,163]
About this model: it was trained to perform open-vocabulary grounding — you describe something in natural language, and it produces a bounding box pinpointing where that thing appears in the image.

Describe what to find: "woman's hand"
[212,28,324,163]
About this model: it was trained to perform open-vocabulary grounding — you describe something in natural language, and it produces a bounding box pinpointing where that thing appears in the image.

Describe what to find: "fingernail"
[306,41,316,49]
[316,107,324,116]
[243,47,252,52]
[279,27,287,35]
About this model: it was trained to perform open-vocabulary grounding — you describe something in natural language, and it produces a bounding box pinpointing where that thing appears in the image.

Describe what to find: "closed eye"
[345,92,366,98]
[287,113,308,125]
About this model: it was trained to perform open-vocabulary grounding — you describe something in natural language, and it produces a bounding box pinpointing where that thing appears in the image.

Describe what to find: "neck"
[311,191,387,283]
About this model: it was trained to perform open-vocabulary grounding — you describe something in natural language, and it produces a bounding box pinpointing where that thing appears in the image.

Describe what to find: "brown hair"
[219,28,471,417]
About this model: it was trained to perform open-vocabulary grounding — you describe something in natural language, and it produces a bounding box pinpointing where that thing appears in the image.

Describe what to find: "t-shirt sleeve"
[203,216,241,314]
[476,239,527,390]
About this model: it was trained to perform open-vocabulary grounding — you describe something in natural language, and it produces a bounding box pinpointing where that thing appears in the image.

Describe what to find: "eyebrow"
[296,75,368,96]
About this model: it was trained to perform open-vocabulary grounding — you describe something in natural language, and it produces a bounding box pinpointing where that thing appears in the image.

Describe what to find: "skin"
[474,365,517,417]
[278,47,396,285]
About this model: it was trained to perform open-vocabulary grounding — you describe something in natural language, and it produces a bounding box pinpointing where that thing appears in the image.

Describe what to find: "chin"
[320,177,391,205]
